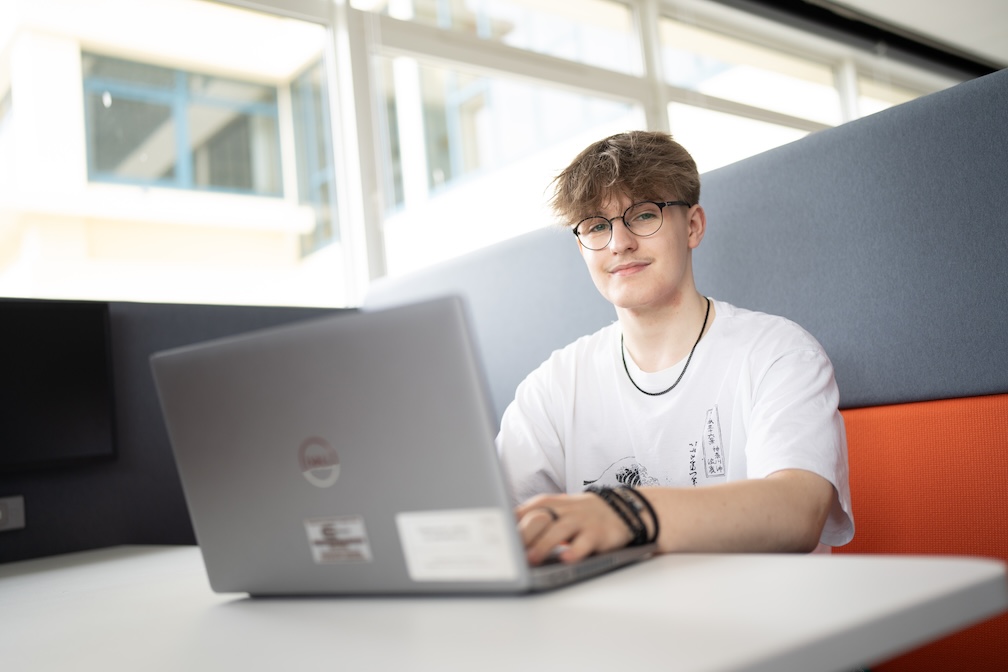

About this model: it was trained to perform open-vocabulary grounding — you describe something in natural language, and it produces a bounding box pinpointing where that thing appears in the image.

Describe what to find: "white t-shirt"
[495,299,854,548]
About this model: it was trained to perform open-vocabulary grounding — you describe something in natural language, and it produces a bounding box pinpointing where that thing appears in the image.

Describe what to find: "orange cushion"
[837,394,1008,670]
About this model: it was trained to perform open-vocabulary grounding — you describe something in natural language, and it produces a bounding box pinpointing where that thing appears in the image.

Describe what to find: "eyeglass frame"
[571,200,693,250]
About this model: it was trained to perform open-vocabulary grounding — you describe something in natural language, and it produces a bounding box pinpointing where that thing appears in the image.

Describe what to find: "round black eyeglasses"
[572,200,692,251]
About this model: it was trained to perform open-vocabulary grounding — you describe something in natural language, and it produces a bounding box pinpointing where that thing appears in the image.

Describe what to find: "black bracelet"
[610,487,648,545]
[586,485,647,546]
[615,486,660,545]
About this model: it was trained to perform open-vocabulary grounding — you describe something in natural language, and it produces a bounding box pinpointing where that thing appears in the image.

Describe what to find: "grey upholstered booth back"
[694,67,1008,409]
[0,301,339,564]
[367,67,1008,421]
[367,228,615,426]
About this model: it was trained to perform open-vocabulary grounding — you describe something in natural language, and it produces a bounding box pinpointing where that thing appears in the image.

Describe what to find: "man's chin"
[606,291,654,313]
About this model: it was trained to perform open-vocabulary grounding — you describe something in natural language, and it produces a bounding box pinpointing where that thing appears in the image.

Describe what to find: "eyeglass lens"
[575,202,665,250]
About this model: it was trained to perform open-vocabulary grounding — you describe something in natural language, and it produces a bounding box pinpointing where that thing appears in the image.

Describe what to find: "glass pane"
[0,89,12,125]
[858,75,923,117]
[376,55,645,275]
[660,19,841,126]
[189,105,281,194]
[87,92,176,181]
[292,60,340,255]
[668,103,808,174]
[0,90,12,186]
[353,0,641,75]
[83,52,282,196]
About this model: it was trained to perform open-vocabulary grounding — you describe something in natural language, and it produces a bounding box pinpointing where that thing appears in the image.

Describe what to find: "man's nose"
[608,218,636,251]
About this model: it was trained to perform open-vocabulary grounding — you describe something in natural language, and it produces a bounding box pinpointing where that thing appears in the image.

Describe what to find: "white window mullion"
[374,13,651,107]
[330,3,386,300]
[835,57,860,123]
[392,56,429,207]
[637,0,670,132]
[666,84,832,133]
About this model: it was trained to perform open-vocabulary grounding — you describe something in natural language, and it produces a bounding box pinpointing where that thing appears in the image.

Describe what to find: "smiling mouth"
[609,261,650,275]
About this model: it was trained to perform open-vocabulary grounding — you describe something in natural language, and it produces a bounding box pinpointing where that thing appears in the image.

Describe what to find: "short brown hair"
[549,130,700,226]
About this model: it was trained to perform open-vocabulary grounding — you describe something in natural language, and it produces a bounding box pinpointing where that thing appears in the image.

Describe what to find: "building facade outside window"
[0,0,342,306]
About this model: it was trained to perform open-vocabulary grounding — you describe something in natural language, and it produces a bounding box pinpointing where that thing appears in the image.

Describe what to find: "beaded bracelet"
[613,486,660,545]
[585,485,655,546]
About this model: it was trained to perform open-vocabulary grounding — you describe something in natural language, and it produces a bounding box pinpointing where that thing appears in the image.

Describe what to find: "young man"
[496,130,854,565]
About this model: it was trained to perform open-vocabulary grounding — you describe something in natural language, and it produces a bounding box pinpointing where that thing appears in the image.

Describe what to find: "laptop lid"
[150,296,650,596]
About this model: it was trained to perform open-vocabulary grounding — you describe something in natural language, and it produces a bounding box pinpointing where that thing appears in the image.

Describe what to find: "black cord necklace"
[621,297,711,397]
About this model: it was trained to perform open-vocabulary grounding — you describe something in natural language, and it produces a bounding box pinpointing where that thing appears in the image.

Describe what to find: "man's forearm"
[640,469,834,553]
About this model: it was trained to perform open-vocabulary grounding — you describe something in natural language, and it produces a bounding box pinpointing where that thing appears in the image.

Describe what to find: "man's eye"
[578,220,609,236]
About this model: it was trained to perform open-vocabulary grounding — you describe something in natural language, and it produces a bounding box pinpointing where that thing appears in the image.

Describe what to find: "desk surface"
[1,546,1005,672]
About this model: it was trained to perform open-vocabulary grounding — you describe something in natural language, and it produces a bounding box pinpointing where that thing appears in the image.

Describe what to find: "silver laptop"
[150,295,653,596]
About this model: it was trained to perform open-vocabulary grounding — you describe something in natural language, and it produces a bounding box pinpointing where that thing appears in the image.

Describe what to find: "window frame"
[81,52,285,197]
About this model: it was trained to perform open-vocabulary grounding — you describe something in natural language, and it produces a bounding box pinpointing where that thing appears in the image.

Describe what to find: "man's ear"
[687,204,707,250]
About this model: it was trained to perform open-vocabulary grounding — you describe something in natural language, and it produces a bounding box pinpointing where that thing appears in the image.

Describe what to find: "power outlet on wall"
[0,496,25,532]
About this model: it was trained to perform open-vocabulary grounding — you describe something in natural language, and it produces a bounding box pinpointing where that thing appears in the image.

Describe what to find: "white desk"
[1,546,1005,672]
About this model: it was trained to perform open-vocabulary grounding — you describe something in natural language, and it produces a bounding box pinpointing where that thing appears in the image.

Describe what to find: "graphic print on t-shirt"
[583,456,660,488]
[703,406,726,478]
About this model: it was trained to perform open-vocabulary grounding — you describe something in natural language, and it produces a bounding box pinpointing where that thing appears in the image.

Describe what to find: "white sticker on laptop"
[395,508,520,582]
[305,516,373,564]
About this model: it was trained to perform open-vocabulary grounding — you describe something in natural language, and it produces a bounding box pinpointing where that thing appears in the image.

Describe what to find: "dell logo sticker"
[299,437,340,488]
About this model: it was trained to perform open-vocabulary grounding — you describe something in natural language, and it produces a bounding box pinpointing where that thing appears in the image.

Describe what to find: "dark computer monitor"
[0,299,117,472]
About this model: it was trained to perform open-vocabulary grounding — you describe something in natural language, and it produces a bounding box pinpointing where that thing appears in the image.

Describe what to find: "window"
[374,54,645,274]
[82,53,282,195]
[0,89,11,185]
[668,103,809,173]
[857,73,924,117]
[0,89,11,132]
[660,19,841,126]
[292,60,340,255]
[2,1,345,307]
[353,0,641,75]
[0,0,970,306]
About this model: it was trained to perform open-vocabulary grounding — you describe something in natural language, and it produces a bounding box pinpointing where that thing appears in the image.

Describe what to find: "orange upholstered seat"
[837,394,1008,670]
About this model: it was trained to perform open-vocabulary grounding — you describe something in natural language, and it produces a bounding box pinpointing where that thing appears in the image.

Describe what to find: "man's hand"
[515,492,635,565]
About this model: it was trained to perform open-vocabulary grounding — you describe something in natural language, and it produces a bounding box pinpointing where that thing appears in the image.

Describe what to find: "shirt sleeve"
[745,343,855,547]
[495,360,567,508]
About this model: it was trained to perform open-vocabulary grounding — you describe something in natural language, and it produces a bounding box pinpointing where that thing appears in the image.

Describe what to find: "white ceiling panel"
[825,0,1008,68]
